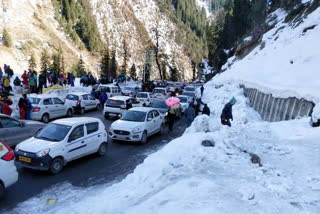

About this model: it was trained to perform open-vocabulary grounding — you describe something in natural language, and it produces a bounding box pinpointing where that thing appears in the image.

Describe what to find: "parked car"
[121,86,141,97]
[28,95,73,123]
[95,84,121,97]
[184,86,196,92]
[15,117,108,174]
[182,91,196,99]
[0,140,18,199]
[151,99,182,121]
[152,87,169,100]
[0,114,45,147]
[65,93,100,115]
[103,96,141,119]
[177,95,192,113]
[136,92,153,106]
[109,107,165,144]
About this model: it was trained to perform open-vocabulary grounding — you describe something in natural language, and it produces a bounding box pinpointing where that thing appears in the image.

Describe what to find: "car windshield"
[29,97,41,104]
[106,99,125,107]
[182,92,195,98]
[137,93,148,98]
[184,87,195,92]
[178,97,188,103]
[121,111,146,122]
[152,101,168,109]
[35,123,72,141]
[153,89,165,94]
[66,94,79,101]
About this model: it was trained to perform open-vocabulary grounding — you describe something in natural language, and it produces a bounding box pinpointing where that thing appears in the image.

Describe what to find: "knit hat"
[230,97,237,105]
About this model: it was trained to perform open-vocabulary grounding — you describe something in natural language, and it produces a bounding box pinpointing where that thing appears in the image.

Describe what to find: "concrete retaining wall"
[241,86,315,122]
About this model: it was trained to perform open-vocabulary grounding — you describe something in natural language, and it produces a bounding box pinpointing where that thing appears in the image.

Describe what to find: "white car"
[103,96,141,119]
[152,87,169,100]
[0,140,18,198]
[121,86,141,97]
[95,84,121,97]
[177,95,192,113]
[184,86,196,92]
[29,95,73,123]
[136,92,153,106]
[65,92,100,115]
[15,117,108,174]
[109,107,165,144]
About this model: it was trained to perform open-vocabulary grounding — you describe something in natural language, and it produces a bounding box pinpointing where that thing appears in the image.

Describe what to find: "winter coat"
[221,103,233,121]
[185,105,196,121]
[99,91,108,104]
[14,77,21,86]
[29,75,36,86]
[1,102,12,116]
[22,73,29,85]
[202,106,210,116]
[39,74,46,85]
[4,78,10,87]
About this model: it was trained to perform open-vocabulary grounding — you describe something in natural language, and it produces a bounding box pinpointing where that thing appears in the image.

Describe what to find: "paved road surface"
[0,109,187,212]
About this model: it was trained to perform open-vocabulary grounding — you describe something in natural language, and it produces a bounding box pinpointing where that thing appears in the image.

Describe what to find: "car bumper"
[109,130,142,142]
[15,150,53,171]
[31,112,42,121]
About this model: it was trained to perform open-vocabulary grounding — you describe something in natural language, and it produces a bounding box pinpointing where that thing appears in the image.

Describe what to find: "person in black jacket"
[202,104,210,116]
[13,76,21,86]
[221,97,237,127]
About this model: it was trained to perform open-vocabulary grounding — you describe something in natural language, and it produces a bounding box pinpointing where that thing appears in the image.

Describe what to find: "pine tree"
[3,28,13,48]
[110,50,117,78]
[40,49,50,74]
[130,63,137,80]
[75,58,86,77]
[101,48,110,77]
[28,53,37,70]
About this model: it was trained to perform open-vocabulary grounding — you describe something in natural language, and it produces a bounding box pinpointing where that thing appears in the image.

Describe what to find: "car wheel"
[80,107,85,115]
[49,158,64,174]
[67,109,73,117]
[0,182,4,199]
[141,131,148,144]
[41,113,50,123]
[97,142,107,156]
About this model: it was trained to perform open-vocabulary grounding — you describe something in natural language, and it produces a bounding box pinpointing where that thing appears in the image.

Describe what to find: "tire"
[97,142,107,156]
[0,182,4,199]
[140,131,148,144]
[67,109,73,117]
[41,113,50,123]
[80,107,85,115]
[49,158,64,174]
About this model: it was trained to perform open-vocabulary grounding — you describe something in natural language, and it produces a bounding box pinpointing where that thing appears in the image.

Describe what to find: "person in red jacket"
[0,101,12,116]
[21,70,29,85]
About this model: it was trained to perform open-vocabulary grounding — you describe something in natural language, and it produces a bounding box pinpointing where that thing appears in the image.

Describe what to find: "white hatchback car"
[109,107,165,144]
[65,92,100,115]
[29,95,73,123]
[0,140,18,198]
[15,117,108,174]
[103,96,141,119]
[177,95,192,113]
[136,92,153,106]
[152,87,169,100]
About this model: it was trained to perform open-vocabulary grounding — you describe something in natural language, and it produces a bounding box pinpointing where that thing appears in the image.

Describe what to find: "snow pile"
[218,7,320,117]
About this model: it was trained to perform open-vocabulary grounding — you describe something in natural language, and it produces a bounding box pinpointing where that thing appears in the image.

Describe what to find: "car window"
[66,94,79,101]
[106,99,125,107]
[69,125,84,142]
[53,98,64,105]
[147,112,154,120]
[89,95,95,100]
[153,111,160,118]
[29,97,41,104]
[43,98,53,105]
[82,95,89,100]
[101,86,111,93]
[86,122,99,134]
[0,117,20,128]
[137,93,148,98]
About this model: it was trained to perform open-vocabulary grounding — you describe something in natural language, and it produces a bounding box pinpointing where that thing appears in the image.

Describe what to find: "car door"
[88,95,97,110]
[146,111,155,134]
[43,98,56,118]
[65,125,87,161]
[53,97,66,117]
[85,122,101,152]
[152,110,162,131]
[82,95,90,110]
[0,116,23,147]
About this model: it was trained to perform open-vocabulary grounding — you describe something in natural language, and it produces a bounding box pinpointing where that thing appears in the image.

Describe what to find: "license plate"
[139,99,144,101]
[109,113,117,117]
[19,156,31,163]
[0,145,3,152]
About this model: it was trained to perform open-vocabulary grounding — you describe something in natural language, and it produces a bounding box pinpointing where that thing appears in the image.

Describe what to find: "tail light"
[77,100,81,105]
[1,141,14,161]
[163,92,166,96]
[147,98,150,102]
[32,106,41,112]
[120,105,126,109]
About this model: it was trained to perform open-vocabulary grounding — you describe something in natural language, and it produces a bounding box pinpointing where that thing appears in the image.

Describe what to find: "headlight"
[165,112,168,116]
[36,149,50,157]
[132,126,143,134]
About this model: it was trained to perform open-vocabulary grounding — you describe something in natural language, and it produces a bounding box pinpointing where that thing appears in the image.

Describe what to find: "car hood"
[24,120,45,126]
[17,137,60,153]
[111,120,142,130]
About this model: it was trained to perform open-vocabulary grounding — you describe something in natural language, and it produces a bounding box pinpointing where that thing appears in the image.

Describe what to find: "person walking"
[202,104,210,116]
[200,85,204,97]
[21,70,29,86]
[167,106,176,132]
[68,73,75,87]
[38,73,46,94]
[29,73,37,93]
[23,94,32,120]
[18,97,27,119]
[99,90,108,107]
[185,103,196,127]
[221,97,237,127]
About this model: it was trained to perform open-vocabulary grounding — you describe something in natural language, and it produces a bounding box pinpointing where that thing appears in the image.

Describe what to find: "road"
[0,109,187,212]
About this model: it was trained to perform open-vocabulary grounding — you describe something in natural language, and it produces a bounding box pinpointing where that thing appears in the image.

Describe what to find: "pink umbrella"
[166,97,180,107]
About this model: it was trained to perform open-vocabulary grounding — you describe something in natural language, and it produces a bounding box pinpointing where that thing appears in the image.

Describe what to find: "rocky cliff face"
[0,0,204,80]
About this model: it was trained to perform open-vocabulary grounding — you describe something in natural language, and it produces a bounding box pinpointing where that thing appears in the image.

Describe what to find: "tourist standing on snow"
[13,76,21,87]
[185,103,196,127]
[68,73,75,87]
[22,70,29,86]
[221,97,237,127]
[202,104,210,116]
[18,97,27,119]
[200,85,204,97]
[23,94,32,120]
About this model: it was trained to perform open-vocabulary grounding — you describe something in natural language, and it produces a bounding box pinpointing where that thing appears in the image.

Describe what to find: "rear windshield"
[182,92,195,97]
[137,93,148,98]
[66,94,79,101]
[29,97,41,104]
[178,97,188,103]
[106,99,125,107]
[184,87,195,92]
[153,89,165,93]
